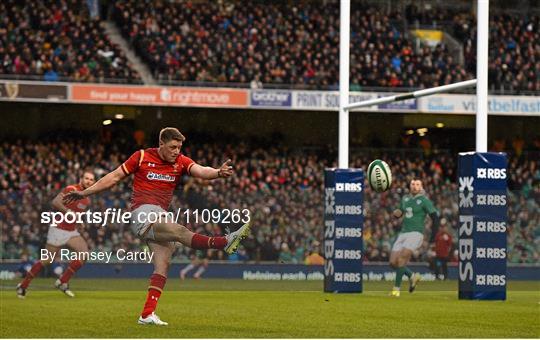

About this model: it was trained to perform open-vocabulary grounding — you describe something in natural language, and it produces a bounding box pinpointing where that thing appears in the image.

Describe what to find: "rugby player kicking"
[389,179,439,297]
[64,127,251,325]
[17,169,96,298]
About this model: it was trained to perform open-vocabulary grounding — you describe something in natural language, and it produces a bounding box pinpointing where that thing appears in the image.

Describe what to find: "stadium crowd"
[111,0,539,93]
[1,0,537,93]
[456,14,540,94]
[112,0,471,89]
[1,135,538,265]
[0,0,141,83]
[401,4,539,93]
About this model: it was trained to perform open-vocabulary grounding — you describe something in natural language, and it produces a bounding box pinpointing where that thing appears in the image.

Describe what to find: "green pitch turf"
[1,279,538,338]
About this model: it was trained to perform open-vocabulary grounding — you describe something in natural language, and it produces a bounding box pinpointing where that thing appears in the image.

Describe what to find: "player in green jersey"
[389,179,440,297]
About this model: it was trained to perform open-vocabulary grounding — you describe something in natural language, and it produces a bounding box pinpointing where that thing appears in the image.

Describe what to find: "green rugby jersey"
[399,194,438,233]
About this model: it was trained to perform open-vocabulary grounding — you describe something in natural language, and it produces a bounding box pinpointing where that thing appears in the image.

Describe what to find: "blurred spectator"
[433,219,453,280]
[250,75,263,89]
[278,242,293,263]
[305,250,325,266]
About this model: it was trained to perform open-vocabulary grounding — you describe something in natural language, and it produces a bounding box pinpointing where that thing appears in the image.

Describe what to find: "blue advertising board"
[1,262,538,280]
[458,152,507,300]
[250,90,291,107]
[324,169,363,293]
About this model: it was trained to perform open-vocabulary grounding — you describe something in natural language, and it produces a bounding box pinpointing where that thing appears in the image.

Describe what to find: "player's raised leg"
[148,220,251,254]
[16,244,59,298]
[138,241,175,326]
[54,236,88,297]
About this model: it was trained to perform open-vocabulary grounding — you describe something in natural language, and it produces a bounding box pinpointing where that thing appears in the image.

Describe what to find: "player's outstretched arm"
[52,191,71,213]
[63,167,127,203]
[190,159,234,180]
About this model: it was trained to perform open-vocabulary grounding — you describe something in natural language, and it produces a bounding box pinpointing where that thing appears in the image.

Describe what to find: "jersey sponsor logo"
[335,182,362,192]
[336,227,362,238]
[334,249,362,260]
[476,194,506,206]
[476,274,506,286]
[334,272,361,283]
[476,221,506,232]
[335,205,362,215]
[476,247,506,259]
[476,168,506,179]
[146,172,176,182]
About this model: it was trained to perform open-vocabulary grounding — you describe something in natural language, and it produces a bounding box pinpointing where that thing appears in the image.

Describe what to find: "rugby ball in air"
[367,159,392,192]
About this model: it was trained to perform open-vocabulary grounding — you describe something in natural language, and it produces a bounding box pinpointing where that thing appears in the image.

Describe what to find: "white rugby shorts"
[391,231,424,252]
[130,204,171,240]
[46,226,81,247]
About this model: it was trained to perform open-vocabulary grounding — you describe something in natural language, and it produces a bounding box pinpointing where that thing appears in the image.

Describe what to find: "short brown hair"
[159,127,185,143]
[81,167,95,178]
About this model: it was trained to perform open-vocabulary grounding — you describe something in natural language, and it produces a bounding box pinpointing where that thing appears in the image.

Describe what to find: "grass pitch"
[1,279,538,338]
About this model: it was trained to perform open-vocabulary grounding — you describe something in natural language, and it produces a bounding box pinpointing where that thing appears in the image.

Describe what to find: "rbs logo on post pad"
[476,168,506,179]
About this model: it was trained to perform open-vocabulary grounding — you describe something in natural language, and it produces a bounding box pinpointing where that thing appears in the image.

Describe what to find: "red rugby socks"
[59,260,83,284]
[20,261,44,289]
[190,233,227,249]
[141,273,167,318]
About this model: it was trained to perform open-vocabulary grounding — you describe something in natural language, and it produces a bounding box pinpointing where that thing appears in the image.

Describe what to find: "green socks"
[403,267,413,279]
[394,267,413,288]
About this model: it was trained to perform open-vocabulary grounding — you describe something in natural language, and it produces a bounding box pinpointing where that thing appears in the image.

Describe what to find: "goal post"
[333,0,505,300]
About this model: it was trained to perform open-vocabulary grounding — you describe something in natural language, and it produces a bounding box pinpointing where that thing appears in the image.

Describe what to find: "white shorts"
[130,204,170,240]
[46,226,81,247]
[391,231,424,252]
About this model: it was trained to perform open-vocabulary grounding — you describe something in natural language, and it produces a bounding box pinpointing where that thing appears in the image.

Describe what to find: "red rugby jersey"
[121,148,195,210]
[57,184,91,231]
[434,230,453,258]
